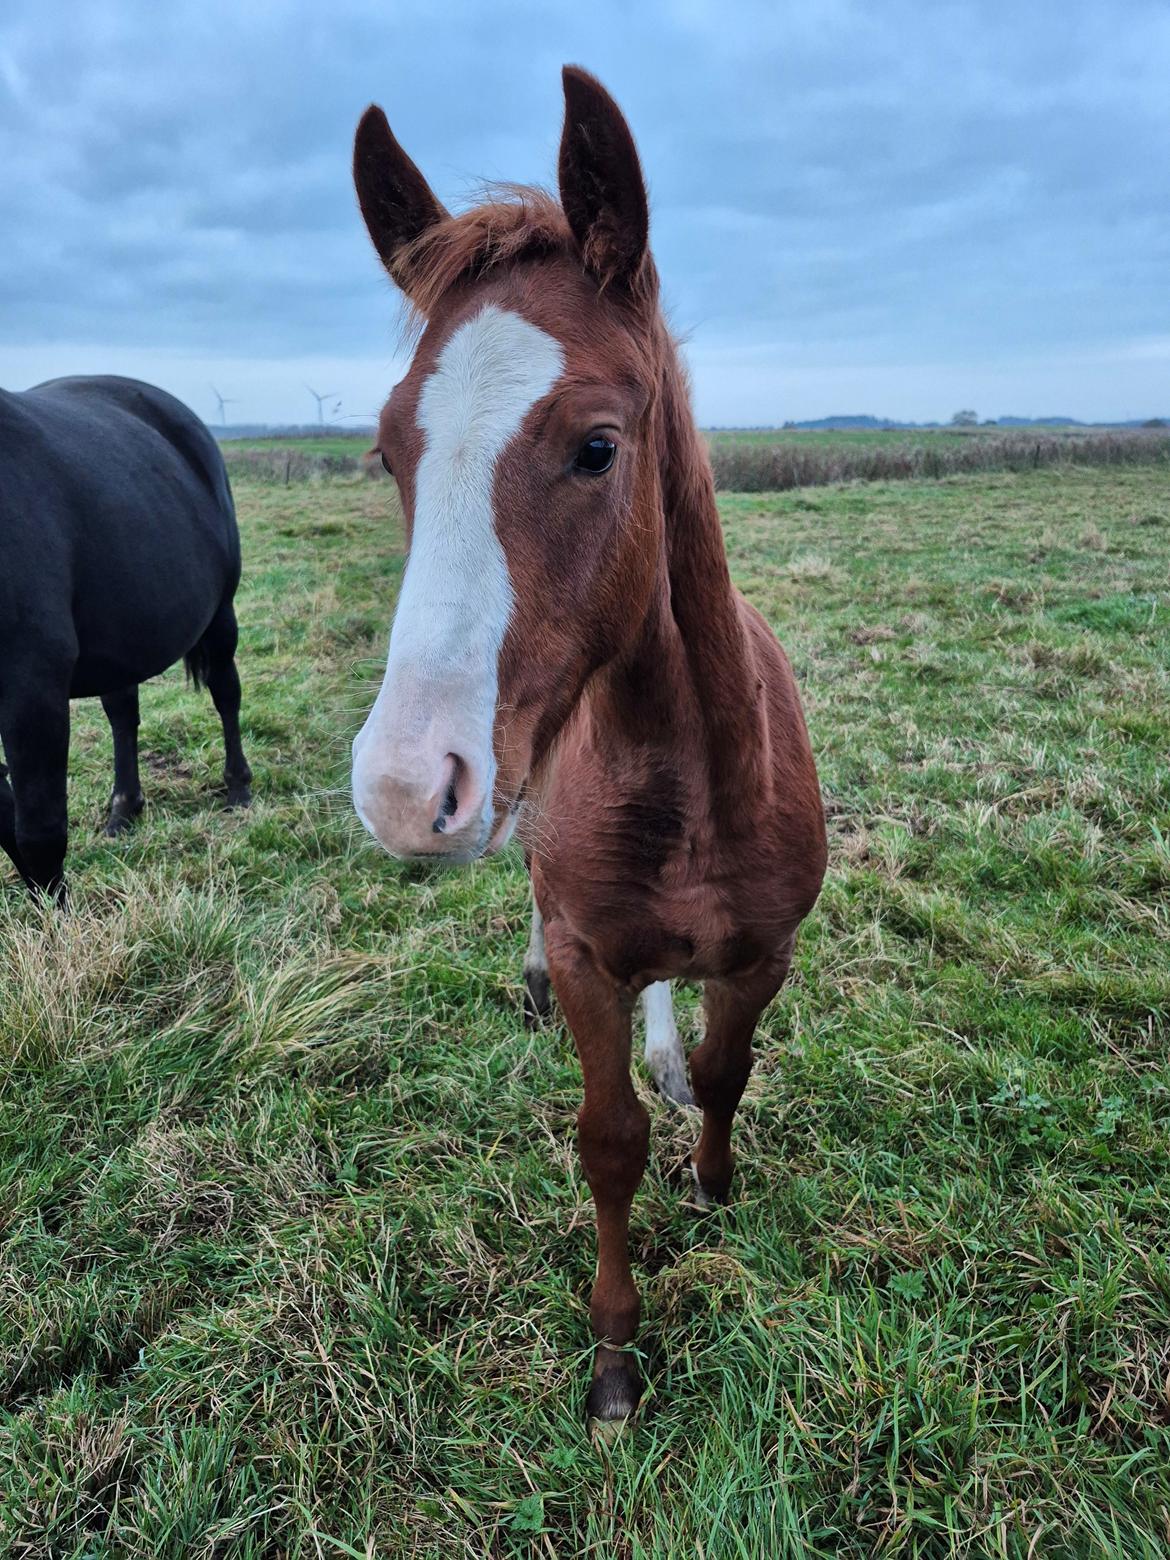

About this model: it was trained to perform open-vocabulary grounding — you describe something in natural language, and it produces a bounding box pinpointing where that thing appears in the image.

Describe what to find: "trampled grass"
[1,464,1167,1557]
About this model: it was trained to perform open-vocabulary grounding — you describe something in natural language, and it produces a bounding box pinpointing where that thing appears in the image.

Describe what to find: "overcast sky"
[1,0,1167,427]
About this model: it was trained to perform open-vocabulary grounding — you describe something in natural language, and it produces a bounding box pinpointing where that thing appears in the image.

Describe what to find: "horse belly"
[70,598,213,695]
[68,497,231,695]
[69,556,222,694]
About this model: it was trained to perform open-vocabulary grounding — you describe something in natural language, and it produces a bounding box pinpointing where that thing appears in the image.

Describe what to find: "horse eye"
[574,435,616,475]
[380,451,393,476]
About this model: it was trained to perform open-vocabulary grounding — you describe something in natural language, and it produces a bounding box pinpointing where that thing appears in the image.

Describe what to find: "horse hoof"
[649,1061,694,1109]
[589,1412,632,1446]
[225,785,252,810]
[24,878,68,910]
[586,1359,641,1434]
[523,969,552,1028]
[690,1161,731,1211]
[104,793,144,836]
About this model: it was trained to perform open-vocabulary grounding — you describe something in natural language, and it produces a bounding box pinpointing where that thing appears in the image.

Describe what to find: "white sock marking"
[524,898,547,978]
[643,981,693,1106]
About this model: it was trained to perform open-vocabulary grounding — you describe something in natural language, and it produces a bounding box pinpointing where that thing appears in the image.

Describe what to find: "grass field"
[224,433,379,458]
[221,425,1116,455]
[708,427,984,447]
[220,428,1170,496]
[1,463,1168,1557]
[221,429,977,453]
[218,427,955,470]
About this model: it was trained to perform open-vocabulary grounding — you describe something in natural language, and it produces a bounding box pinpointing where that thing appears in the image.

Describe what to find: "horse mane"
[397,186,576,323]
[397,183,660,325]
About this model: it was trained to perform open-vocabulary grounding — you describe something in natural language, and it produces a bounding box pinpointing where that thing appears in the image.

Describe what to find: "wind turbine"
[210,385,237,428]
[305,384,338,426]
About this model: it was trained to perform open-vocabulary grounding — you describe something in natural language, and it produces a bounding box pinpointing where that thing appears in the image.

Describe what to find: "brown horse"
[350,67,827,1430]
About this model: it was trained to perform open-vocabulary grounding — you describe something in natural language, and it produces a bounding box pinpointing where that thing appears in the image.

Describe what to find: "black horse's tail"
[184,641,214,691]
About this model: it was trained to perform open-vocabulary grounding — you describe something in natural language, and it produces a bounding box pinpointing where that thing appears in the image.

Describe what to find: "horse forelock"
[396,186,659,328]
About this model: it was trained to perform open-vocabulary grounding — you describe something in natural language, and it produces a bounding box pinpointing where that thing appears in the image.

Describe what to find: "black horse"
[0,375,251,901]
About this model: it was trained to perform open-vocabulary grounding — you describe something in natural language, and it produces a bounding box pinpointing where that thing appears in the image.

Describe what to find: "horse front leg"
[0,761,26,884]
[0,680,72,904]
[545,924,649,1433]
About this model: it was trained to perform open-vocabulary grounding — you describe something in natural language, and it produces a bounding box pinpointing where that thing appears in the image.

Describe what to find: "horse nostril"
[432,757,464,833]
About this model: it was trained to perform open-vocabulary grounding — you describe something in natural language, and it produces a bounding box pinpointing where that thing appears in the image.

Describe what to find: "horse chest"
[542,826,769,985]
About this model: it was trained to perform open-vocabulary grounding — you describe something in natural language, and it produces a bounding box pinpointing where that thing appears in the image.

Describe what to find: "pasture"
[1,462,1168,1557]
[221,426,1170,498]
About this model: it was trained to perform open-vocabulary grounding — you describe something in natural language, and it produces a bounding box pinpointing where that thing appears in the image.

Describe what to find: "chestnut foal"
[350,67,827,1429]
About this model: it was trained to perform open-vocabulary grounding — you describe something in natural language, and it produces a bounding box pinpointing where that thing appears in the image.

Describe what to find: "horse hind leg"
[100,685,145,836]
[523,895,552,1027]
[194,601,252,808]
[642,982,693,1107]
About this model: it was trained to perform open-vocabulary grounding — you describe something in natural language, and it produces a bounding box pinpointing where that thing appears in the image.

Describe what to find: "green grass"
[222,428,1170,496]
[709,427,980,447]
[224,433,377,458]
[222,426,1091,455]
[1,465,1168,1557]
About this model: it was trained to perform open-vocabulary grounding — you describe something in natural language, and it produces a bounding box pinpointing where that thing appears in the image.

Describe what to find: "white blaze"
[353,305,563,842]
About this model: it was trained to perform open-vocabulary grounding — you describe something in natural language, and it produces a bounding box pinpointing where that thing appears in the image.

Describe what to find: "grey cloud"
[1,0,1167,420]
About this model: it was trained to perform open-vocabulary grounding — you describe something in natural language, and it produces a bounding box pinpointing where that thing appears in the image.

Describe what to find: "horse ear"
[558,66,649,292]
[353,105,448,294]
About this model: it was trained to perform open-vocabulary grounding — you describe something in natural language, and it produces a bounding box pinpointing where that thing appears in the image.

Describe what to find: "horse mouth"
[388,782,525,865]
[395,805,517,865]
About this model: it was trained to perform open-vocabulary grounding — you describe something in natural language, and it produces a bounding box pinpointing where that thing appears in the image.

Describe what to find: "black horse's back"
[33,375,236,523]
[3,376,241,695]
[19,374,239,569]
[0,374,251,898]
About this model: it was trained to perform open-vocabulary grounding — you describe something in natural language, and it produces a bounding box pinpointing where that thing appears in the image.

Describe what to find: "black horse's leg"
[201,602,252,808]
[0,760,28,884]
[0,684,71,903]
[100,685,145,836]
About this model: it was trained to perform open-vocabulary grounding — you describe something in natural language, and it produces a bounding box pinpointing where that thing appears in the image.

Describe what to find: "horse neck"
[609,332,769,820]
